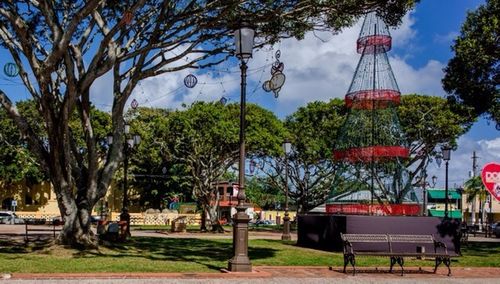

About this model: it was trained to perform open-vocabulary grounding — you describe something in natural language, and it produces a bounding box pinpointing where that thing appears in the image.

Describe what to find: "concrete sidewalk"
[3,266,500,283]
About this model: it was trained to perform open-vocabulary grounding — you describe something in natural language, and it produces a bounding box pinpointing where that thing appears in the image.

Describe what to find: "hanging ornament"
[270,73,286,90]
[184,74,198,88]
[262,49,286,98]
[122,11,133,25]
[275,49,281,60]
[4,62,19,77]
[249,160,256,174]
[219,97,227,105]
[131,99,139,109]
[271,62,284,75]
[262,80,272,92]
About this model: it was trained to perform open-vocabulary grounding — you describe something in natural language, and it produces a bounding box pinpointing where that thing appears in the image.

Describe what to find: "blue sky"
[0,0,498,189]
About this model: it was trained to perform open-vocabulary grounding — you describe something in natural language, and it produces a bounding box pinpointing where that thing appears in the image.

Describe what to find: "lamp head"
[441,145,452,161]
[234,22,255,61]
[282,139,292,155]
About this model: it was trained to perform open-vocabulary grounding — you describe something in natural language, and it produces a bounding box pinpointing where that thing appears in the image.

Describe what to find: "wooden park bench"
[340,233,455,276]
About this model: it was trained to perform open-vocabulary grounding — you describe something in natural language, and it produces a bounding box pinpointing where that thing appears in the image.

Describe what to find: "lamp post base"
[228,256,252,272]
[228,210,252,272]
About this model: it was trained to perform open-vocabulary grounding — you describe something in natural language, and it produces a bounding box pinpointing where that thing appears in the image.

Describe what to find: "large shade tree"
[0,101,45,184]
[398,94,474,193]
[261,99,347,213]
[442,0,500,126]
[168,102,285,231]
[0,1,416,247]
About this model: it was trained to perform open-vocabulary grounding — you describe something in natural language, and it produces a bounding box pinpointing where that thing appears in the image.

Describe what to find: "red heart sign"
[481,163,500,202]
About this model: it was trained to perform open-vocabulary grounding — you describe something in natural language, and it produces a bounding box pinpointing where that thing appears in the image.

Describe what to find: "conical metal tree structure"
[328,12,417,215]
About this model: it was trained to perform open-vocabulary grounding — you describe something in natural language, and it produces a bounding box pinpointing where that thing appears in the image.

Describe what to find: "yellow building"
[0,180,59,219]
[0,180,197,224]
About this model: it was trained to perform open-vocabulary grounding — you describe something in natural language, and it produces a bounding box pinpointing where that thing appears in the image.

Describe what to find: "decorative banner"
[481,162,500,202]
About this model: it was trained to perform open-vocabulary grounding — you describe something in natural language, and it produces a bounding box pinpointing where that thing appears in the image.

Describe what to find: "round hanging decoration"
[219,97,227,105]
[249,160,256,174]
[122,11,133,25]
[4,62,19,77]
[270,73,286,90]
[184,74,198,88]
[131,99,139,109]
[262,80,272,92]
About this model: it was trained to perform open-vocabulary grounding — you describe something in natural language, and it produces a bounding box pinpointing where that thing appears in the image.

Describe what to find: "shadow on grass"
[461,242,500,256]
[79,237,279,271]
[0,234,56,254]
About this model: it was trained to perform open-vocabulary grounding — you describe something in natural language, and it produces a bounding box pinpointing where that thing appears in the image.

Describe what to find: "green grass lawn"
[0,237,498,273]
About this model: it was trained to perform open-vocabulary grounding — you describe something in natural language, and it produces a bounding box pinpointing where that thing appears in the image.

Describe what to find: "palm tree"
[463,176,488,228]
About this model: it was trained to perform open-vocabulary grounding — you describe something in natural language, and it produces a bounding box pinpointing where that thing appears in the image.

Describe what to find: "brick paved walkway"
[3,266,500,283]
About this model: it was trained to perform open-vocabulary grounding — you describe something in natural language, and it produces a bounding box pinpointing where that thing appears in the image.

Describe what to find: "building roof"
[427,189,461,200]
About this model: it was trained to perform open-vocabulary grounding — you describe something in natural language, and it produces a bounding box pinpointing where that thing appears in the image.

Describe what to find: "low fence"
[325,203,421,216]
[24,223,61,242]
[109,212,201,226]
[14,211,202,226]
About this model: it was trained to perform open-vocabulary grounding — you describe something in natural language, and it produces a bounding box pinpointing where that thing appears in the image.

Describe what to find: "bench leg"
[389,257,396,273]
[434,257,443,273]
[343,254,356,275]
[443,257,451,276]
[396,257,405,276]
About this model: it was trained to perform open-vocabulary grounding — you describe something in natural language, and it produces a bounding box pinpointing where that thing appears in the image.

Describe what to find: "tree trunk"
[58,205,97,248]
[206,204,224,233]
[51,169,99,248]
[200,209,207,232]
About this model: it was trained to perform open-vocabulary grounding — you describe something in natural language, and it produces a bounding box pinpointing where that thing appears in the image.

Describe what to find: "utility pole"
[471,151,480,229]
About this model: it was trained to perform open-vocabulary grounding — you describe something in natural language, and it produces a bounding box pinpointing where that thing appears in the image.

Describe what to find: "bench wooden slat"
[388,234,435,243]
[341,233,389,242]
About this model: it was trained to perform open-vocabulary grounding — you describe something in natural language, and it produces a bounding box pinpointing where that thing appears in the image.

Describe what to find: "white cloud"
[390,58,445,96]
[89,11,447,116]
[425,136,500,189]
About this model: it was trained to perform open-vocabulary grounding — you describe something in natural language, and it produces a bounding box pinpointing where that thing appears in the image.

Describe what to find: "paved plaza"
[2,266,500,283]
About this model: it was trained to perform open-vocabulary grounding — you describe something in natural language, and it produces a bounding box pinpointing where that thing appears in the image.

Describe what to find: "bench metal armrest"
[343,240,354,255]
[434,240,448,255]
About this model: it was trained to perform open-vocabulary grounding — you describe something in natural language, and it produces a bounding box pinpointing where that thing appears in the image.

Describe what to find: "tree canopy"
[0,0,416,247]
[442,0,500,127]
[398,94,475,187]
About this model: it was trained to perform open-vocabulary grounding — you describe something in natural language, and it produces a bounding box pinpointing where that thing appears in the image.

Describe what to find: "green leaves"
[442,0,500,125]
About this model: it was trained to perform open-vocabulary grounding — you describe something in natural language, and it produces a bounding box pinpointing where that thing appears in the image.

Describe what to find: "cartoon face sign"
[481,163,500,202]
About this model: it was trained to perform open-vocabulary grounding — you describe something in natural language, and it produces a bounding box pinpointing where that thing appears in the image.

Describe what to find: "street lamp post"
[228,22,254,272]
[441,146,452,219]
[282,140,292,241]
[420,169,428,216]
[107,123,141,238]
